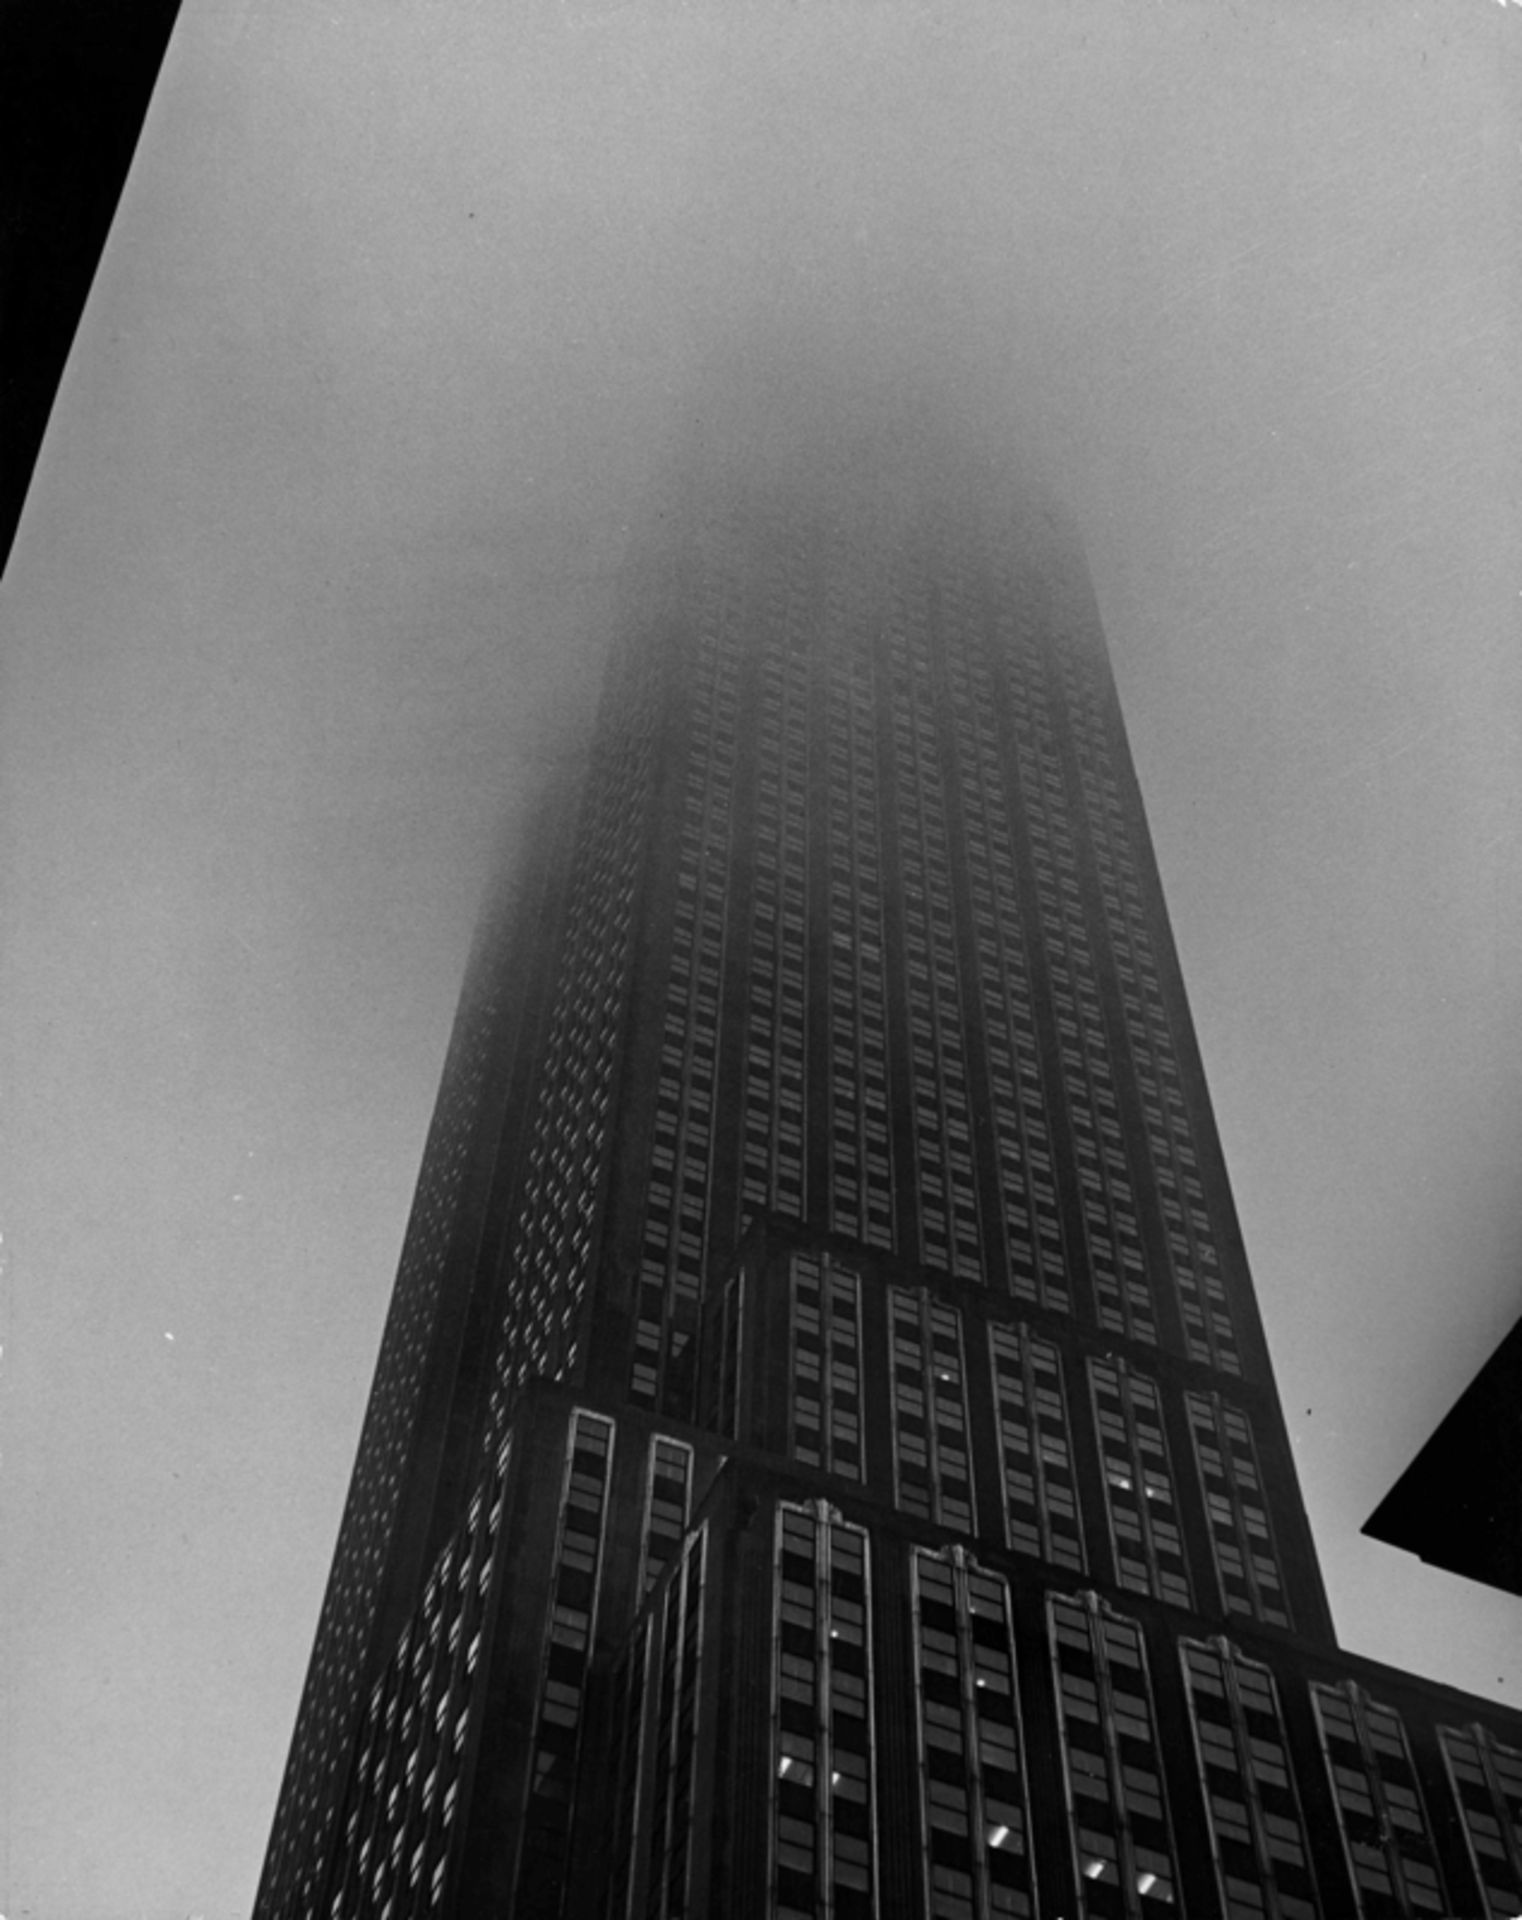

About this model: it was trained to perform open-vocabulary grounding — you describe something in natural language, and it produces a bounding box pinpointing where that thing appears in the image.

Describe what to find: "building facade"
[256,447,1522,1920]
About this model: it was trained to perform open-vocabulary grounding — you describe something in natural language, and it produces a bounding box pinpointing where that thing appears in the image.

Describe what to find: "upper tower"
[258,410,1521,1920]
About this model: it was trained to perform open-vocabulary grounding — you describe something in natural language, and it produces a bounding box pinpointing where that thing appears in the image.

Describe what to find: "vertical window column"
[1186,1394,1290,1627]
[770,1502,879,1920]
[1311,1682,1448,1916]
[1438,1723,1522,1919]
[889,1288,975,1534]
[517,1412,616,1914]
[789,1252,864,1483]
[1059,649,1240,1374]
[1180,1637,1319,1919]
[998,619,1154,1344]
[1088,1362,1190,1609]
[824,610,895,1250]
[987,1322,1085,1572]
[945,619,1069,1312]
[645,1526,709,1920]
[886,595,982,1282]
[911,1547,1037,1919]
[1047,1591,1180,1916]
[631,588,741,1412]
[637,1437,695,1601]
[742,614,809,1219]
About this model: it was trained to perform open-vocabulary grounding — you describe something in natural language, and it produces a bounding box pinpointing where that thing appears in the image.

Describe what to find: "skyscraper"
[256,425,1522,1920]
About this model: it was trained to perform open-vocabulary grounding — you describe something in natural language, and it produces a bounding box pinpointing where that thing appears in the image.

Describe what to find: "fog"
[2,2,1518,1912]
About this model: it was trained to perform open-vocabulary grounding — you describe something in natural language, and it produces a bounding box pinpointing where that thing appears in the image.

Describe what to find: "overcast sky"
[3,2,1520,1914]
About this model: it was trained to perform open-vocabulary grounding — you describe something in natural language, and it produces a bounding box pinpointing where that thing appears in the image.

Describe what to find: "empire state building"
[257,421,1522,1920]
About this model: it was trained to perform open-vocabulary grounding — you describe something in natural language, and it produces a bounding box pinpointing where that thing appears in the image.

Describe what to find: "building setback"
[256,438,1522,1920]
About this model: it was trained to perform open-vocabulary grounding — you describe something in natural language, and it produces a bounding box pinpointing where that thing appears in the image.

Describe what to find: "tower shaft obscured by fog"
[257,446,1522,1920]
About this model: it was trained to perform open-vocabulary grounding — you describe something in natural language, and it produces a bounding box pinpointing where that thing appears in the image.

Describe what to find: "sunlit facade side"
[257,462,1522,1920]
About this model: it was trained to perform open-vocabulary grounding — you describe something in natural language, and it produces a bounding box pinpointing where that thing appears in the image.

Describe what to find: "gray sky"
[3,2,1519,1913]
